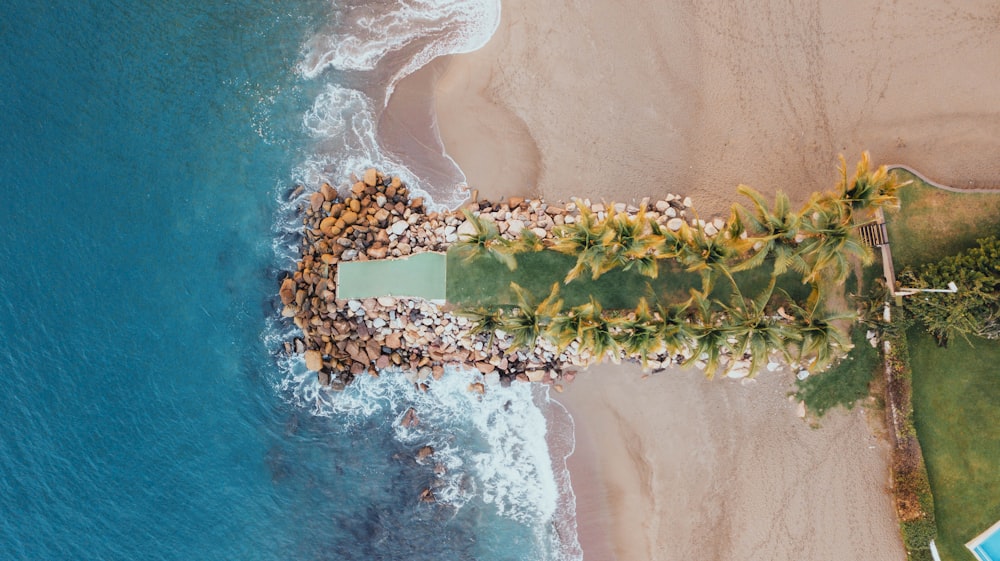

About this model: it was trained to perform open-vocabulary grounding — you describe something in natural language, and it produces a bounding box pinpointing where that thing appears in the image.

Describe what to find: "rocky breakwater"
[279,170,563,391]
[280,170,721,393]
[280,169,444,389]
[456,194,710,384]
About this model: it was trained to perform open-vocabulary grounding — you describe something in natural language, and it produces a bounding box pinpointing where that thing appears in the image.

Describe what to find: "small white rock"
[389,221,409,236]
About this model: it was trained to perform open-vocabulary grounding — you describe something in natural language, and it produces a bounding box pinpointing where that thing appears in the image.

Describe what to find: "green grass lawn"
[445,248,814,310]
[886,169,1000,268]
[795,327,879,417]
[885,172,1000,559]
[908,329,1000,560]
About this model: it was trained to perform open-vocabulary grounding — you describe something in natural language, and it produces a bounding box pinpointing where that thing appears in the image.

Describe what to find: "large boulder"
[319,216,338,236]
[367,245,388,259]
[363,168,378,187]
[309,191,325,212]
[456,218,478,239]
[525,370,546,383]
[279,278,296,305]
[320,183,337,202]
[304,350,323,372]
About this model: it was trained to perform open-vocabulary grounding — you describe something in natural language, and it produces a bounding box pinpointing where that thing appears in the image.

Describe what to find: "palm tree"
[649,219,686,261]
[544,302,586,353]
[677,219,744,296]
[611,298,665,369]
[459,305,504,351]
[783,296,856,371]
[574,297,622,363]
[652,300,695,360]
[502,282,563,351]
[454,209,518,270]
[595,205,659,279]
[731,185,806,276]
[798,193,873,284]
[838,152,910,217]
[719,278,799,377]
[509,228,546,254]
[502,283,541,351]
[550,201,613,283]
[683,292,729,379]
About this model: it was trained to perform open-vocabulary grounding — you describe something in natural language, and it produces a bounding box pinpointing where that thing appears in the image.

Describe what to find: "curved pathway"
[887,165,1000,194]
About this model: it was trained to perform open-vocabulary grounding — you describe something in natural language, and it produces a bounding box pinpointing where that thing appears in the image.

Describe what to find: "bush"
[901,235,1000,345]
[883,330,937,559]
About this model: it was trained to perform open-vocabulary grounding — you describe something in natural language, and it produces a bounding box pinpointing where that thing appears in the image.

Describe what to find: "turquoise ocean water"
[0,1,578,560]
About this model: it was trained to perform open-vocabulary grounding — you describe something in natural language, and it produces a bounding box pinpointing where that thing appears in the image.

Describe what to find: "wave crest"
[298,0,501,85]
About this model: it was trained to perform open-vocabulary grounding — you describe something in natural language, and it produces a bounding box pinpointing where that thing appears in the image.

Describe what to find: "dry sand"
[430,0,1000,216]
[392,0,1000,558]
[557,365,904,560]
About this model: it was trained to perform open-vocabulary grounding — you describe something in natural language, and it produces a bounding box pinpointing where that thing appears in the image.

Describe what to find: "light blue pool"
[969,520,1000,561]
[336,252,447,300]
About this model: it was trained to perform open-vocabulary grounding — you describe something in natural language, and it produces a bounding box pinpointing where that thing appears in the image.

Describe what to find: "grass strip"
[908,329,1000,561]
[446,248,814,310]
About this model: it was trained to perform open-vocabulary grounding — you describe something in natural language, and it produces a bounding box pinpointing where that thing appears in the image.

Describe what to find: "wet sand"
[396,0,1000,558]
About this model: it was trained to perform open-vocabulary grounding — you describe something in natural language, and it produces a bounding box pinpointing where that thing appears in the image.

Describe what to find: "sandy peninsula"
[407,0,1000,558]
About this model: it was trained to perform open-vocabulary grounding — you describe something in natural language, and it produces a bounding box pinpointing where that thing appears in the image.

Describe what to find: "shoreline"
[294,1,1000,558]
[414,2,1000,558]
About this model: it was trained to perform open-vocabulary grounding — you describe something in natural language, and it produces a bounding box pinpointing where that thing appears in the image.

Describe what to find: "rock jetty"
[280,169,706,391]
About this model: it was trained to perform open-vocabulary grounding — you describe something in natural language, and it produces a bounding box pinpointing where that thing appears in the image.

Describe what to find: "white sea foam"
[299,0,501,91]
[294,84,427,200]
[273,363,580,560]
[269,1,581,558]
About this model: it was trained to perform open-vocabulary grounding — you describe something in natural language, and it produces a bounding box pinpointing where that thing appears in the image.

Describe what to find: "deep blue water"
[0,2,572,560]
[0,2,322,559]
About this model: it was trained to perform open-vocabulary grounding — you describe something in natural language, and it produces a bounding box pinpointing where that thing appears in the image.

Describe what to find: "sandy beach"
[556,365,904,560]
[430,0,1000,216]
[388,0,1000,558]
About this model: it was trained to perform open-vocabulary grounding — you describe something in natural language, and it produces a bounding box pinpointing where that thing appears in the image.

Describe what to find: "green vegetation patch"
[909,329,1000,560]
[886,169,1000,268]
[795,328,879,417]
[446,248,813,310]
